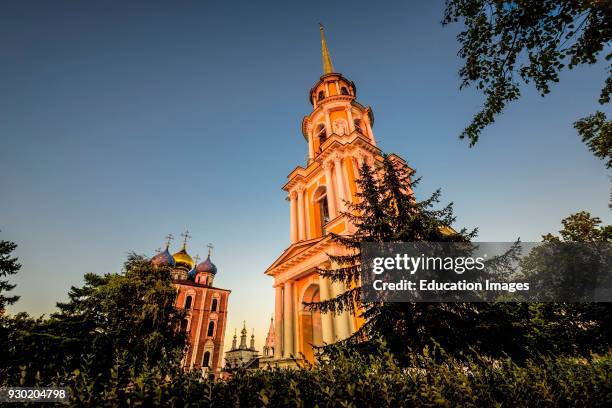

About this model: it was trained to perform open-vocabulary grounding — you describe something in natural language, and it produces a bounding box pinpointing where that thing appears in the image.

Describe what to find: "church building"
[264,25,411,365]
[151,232,230,378]
[223,322,260,372]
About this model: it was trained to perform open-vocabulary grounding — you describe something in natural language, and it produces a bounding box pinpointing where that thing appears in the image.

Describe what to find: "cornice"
[283,131,382,192]
[264,235,333,277]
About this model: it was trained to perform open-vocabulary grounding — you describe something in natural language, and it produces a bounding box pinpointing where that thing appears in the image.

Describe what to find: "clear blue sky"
[1,1,610,353]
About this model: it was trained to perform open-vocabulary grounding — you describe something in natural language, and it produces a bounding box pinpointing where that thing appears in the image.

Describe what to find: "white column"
[346,107,354,133]
[318,277,335,344]
[322,161,338,218]
[364,113,375,144]
[350,156,362,197]
[293,283,300,355]
[333,155,348,212]
[274,285,283,359]
[330,281,352,340]
[342,159,354,205]
[289,191,298,244]
[308,133,315,161]
[303,190,311,239]
[283,281,294,357]
[297,187,306,241]
[324,109,332,135]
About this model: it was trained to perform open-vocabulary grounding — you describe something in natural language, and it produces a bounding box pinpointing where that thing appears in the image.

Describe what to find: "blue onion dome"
[196,255,217,275]
[187,264,197,280]
[151,247,176,268]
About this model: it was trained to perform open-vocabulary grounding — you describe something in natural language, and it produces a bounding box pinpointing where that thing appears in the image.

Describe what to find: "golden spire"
[319,23,335,74]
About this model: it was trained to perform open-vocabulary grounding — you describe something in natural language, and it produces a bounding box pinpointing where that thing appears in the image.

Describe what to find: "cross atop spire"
[193,254,201,265]
[319,23,335,75]
[180,230,191,249]
[207,243,214,258]
[164,233,174,249]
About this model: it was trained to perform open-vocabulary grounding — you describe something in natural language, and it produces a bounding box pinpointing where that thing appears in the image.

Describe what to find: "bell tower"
[302,24,377,168]
[264,25,395,366]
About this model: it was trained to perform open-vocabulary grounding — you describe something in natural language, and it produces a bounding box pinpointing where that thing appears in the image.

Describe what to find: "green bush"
[32,345,612,407]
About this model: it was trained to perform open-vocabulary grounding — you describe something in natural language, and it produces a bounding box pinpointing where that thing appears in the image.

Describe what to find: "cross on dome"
[164,233,174,248]
[207,243,214,257]
[180,230,192,248]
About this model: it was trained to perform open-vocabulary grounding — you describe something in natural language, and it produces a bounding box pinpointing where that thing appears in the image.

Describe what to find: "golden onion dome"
[172,246,194,271]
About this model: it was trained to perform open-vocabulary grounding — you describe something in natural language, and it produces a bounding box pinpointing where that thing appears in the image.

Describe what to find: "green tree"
[443,0,611,168]
[542,210,612,242]
[307,154,483,361]
[0,254,186,386]
[0,237,21,314]
[517,211,612,357]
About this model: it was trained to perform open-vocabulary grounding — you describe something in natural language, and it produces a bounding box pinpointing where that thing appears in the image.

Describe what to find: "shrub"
[38,345,612,407]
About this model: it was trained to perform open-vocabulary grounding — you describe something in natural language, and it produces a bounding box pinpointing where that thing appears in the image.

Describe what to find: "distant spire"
[193,254,201,265]
[265,315,275,352]
[319,23,335,74]
[239,321,248,349]
[250,329,255,349]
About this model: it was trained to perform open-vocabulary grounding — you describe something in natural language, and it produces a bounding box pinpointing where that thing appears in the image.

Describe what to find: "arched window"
[317,90,325,101]
[184,295,192,310]
[340,86,349,95]
[180,318,189,332]
[207,321,215,337]
[313,187,330,235]
[315,124,327,151]
[202,351,211,368]
[211,298,218,312]
[354,119,363,134]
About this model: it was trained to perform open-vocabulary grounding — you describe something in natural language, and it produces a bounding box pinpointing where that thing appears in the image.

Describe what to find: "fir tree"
[0,236,21,314]
[306,154,479,361]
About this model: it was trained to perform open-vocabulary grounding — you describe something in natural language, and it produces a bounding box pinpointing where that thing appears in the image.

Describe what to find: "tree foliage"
[307,156,611,362]
[443,0,611,167]
[0,254,186,387]
[542,210,612,242]
[31,341,612,407]
[574,111,612,169]
[307,155,481,361]
[0,237,21,313]
[525,211,612,354]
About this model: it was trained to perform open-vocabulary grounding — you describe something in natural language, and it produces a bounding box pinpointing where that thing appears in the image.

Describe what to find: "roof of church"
[151,246,176,268]
[196,255,217,275]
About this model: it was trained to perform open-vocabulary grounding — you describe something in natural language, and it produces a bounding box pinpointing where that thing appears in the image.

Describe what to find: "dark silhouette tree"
[306,154,480,361]
[0,236,20,314]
